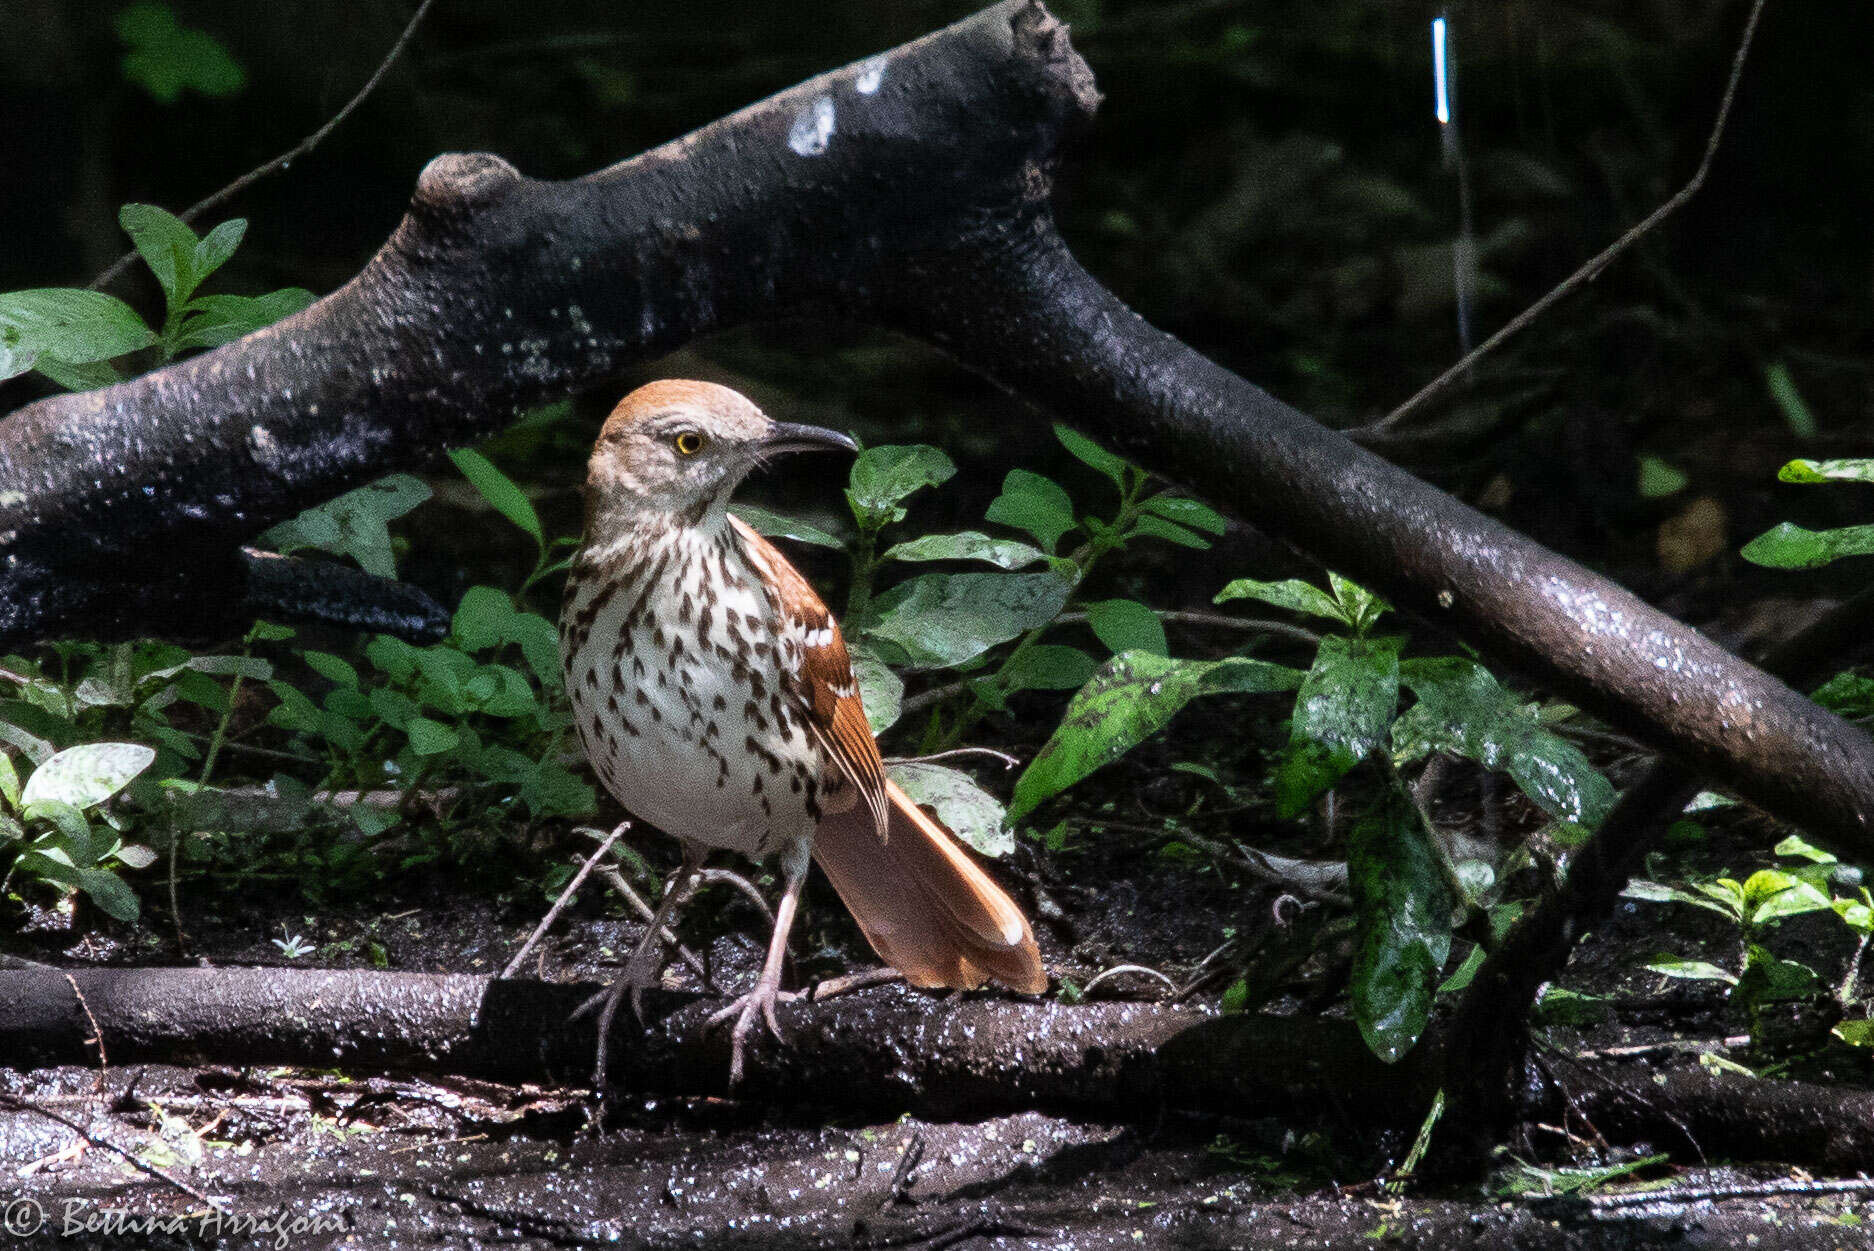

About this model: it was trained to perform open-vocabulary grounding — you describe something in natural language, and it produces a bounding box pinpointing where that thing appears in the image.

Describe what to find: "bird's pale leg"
[580,841,705,1089]
[708,839,810,1085]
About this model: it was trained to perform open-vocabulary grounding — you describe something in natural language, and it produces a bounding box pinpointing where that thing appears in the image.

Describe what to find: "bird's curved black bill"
[759,423,859,456]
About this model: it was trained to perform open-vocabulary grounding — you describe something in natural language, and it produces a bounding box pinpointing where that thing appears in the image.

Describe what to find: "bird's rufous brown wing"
[728,514,889,839]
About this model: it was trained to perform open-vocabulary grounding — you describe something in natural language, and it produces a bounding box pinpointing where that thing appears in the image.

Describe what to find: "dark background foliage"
[3,0,1871,619]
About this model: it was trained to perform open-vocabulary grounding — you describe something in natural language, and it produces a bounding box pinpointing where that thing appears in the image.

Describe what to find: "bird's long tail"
[812,778,1046,993]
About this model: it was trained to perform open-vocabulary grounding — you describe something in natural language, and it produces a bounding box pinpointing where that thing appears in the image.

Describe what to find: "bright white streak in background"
[1432,17,1451,125]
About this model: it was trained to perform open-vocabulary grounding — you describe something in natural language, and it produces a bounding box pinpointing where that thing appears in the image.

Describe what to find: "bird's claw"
[706,982,798,1084]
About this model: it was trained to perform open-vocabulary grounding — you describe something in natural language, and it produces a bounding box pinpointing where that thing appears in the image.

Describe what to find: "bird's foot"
[705,978,799,1085]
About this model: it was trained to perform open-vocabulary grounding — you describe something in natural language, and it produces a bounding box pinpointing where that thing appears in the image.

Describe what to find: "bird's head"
[584,379,856,531]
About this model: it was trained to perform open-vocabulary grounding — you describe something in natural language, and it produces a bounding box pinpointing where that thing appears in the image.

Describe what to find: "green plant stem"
[168,650,249,955]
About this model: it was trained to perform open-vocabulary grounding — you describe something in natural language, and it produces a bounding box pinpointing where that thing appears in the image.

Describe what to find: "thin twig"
[694,867,775,927]
[501,823,628,979]
[808,967,904,1002]
[1365,0,1768,435]
[591,863,711,985]
[64,972,108,1087]
[1566,1176,1874,1211]
[90,0,437,292]
[0,1091,224,1211]
[1081,963,1178,998]
[884,746,1022,769]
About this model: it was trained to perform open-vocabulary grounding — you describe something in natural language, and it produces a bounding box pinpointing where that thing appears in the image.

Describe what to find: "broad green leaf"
[171,289,315,350]
[1009,651,1302,821]
[259,473,432,578]
[1128,513,1211,549]
[407,717,460,756]
[266,680,323,735]
[193,218,246,287]
[449,447,543,546]
[1621,878,1743,921]
[728,503,844,550]
[985,470,1076,554]
[889,762,1012,857]
[1835,1019,1874,1048]
[116,2,247,103]
[185,654,273,681]
[32,356,122,391]
[864,571,1071,670]
[1084,599,1167,657]
[1348,787,1454,1063]
[1778,457,1874,485]
[1742,521,1874,570]
[1737,946,1820,1003]
[1812,672,1874,717]
[1643,957,1736,983]
[846,444,954,527]
[452,586,515,653]
[20,743,155,811]
[1327,573,1389,634]
[1834,895,1874,935]
[1213,577,1348,624]
[119,203,199,301]
[1394,658,1614,829]
[1003,644,1096,692]
[1741,869,1832,925]
[0,752,17,808]
[1140,495,1228,535]
[883,531,1050,570]
[113,842,158,870]
[78,867,140,921]
[0,288,156,369]
[1054,423,1130,487]
[1529,986,1609,1027]
[302,650,359,689]
[1276,634,1402,816]
[848,642,903,735]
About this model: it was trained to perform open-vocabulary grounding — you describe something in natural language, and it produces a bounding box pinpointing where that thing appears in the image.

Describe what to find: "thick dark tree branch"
[7,968,1874,1173]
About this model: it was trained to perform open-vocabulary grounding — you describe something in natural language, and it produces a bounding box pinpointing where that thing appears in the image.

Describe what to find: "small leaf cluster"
[0,742,157,922]
[1625,833,1873,1047]
[1,203,313,389]
[1742,458,1874,570]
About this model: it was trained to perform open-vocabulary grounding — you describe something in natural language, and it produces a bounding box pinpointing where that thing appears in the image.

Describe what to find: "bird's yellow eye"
[674,431,704,456]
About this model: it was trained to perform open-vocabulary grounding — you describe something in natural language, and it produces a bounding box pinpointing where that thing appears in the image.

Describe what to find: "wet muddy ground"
[7,777,1874,1247]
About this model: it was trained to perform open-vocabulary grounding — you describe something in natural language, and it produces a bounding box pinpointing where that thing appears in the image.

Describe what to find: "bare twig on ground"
[502,823,629,979]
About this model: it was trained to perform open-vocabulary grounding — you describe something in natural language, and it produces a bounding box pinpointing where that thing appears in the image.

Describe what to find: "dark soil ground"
[8,748,1874,1249]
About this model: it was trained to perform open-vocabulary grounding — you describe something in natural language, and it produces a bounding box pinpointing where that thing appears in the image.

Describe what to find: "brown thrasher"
[559,379,1045,1082]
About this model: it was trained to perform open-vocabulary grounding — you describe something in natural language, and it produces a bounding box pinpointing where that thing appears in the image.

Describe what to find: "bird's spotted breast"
[560,518,829,857]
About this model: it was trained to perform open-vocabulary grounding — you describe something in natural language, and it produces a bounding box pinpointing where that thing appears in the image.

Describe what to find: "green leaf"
[1002,644,1097,693]
[1645,958,1737,983]
[78,867,140,922]
[1084,599,1167,657]
[889,762,1012,857]
[449,447,543,546]
[1621,878,1744,921]
[170,289,315,350]
[1737,946,1820,1004]
[449,587,560,686]
[865,571,1071,670]
[113,842,158,870]
[1394,658,1614,829]
[1054,423,1130,487]
[1213,577,1349,624]
[0,288,156,373]
[266,679,323,735]
[259,474,432,578]
[20,743,155,811]
[1348,787,1454,1063]
[1778,457,1874,485]
[1764,361,1818,438]
[119,203,200,302]
[31,356,123,391]
[1275,635,1403,816]
[1128,514,1211,549]
[1812,672,1874,717]
[1009,651,1303,822]
[846,444,955,528]
[883,531,1051,570]
[193,218,246,287]
[302,650,359,689]
[116,2,246,103]
[1637,455,1689,498]
[1140,495,1228,535]
[0,751,17,808]
[847,642,903,736]
[407,717,461,756]
[1835,1019,1874,1049]
[1742,521,1874,570]
[1741,869,1832,925]
[1327,573,1390,634]
[985,470,1076,554]
[728,503,844,550]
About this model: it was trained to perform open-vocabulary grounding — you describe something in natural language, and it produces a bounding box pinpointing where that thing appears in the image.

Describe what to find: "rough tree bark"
[8,968,1874,1173]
